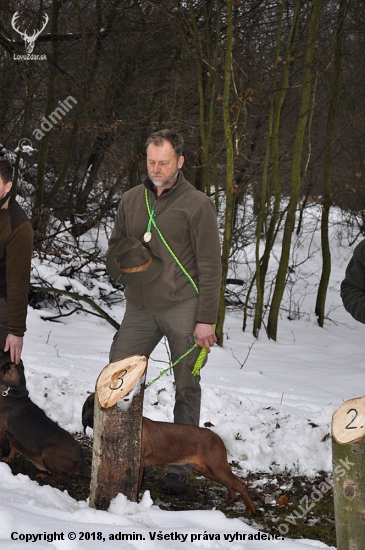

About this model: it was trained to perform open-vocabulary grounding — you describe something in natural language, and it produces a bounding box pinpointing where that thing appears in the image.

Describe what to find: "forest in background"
[0,0,364,344]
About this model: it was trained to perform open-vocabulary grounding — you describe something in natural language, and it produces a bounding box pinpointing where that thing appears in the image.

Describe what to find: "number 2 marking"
[345,408,359,430]
[109,370,128,391]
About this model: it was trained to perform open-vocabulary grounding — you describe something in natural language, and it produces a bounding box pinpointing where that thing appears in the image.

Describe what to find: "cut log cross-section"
[89,355,148,510]
[332,396,365,550]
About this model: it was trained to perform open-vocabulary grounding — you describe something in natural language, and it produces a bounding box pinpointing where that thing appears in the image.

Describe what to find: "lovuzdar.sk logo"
[12,11,48,61]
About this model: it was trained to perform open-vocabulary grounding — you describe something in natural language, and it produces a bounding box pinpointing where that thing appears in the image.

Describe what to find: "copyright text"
[11,530,284,543]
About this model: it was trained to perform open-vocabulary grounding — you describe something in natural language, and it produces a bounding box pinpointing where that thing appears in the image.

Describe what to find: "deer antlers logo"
[11,11,49,54]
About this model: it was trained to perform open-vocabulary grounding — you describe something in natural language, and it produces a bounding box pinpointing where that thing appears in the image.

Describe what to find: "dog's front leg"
[0,433,16,461]
[3,441,18,461]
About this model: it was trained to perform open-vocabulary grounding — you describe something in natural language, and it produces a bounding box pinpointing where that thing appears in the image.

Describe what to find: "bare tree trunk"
[267,0,323,341]
[216,0,235,346]
[186,0,219,194]
[315,0,349,327]
[333,436,365,550]
[45,120,80,206]
[89,357,147,509]
[13,73,31,194]
[332,396,365,550]
[48,0,113,209]
[32,0,61,235]
[253,0,299,337]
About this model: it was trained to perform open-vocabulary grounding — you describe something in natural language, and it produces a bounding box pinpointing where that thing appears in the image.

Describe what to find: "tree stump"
[332,396,365,549]
[89,355,148,510]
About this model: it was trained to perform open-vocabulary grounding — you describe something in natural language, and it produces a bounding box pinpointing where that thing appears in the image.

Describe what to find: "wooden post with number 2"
[89,355,148,510]
[332,396,365,549]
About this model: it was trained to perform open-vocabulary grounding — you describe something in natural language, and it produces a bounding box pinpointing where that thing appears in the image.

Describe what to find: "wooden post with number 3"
[89,355,148,510]
[332,396,365,549]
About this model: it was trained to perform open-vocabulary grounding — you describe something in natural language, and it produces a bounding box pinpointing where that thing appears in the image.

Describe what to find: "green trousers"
[110,295,206,475]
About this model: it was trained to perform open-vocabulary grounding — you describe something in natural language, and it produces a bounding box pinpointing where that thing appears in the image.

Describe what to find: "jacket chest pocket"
[158,213,188,257]
[127,209,149,237]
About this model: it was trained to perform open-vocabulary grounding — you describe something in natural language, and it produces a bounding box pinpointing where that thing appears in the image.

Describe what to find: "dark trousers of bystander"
[0,298,8,349]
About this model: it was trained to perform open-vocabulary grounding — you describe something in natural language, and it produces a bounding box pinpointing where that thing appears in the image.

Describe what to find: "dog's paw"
[36,472,62,480]
[245,502,256,515]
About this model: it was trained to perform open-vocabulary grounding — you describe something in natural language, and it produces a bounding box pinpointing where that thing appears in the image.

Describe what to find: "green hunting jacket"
[341,239,365,324]
[0,194,33,337]
[108,172,222,323]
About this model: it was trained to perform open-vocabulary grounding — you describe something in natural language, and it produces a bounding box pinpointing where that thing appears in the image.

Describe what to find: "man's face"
[147,140,184,189]
[0,176,12,200]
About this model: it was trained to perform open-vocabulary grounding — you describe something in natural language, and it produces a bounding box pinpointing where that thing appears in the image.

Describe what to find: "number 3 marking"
[109,370,128,391]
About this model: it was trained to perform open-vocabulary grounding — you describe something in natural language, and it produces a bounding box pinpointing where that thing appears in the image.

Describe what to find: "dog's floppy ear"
[16,360,27,388]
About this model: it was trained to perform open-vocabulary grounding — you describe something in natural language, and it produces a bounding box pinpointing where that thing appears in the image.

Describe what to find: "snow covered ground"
[1,205,363,549]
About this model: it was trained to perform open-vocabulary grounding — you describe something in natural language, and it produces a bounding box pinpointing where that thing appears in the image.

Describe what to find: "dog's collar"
[0,360,15,396]
[0,381,28,398]
[0,379,12,396]
[0,360,29,398]
[1,386,10,397]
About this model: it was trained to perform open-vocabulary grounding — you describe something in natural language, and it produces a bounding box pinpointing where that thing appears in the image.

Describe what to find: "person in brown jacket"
[106,129,222,495]
[0,158,33,363]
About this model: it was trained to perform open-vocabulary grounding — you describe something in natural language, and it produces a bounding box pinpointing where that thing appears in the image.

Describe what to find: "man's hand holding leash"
[193,322,217,353]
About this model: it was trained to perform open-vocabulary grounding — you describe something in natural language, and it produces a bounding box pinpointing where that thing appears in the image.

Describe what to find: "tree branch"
[30,284,119,330]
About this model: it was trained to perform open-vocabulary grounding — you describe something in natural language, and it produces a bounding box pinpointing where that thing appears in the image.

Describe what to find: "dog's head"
[82,393,95,432]
[0,350,26,390]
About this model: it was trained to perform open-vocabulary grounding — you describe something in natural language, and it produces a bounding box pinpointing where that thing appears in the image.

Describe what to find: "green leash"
[144,323,216,389]
[145,343,198,389]
[144,189,215,387]
[145,189,199,294]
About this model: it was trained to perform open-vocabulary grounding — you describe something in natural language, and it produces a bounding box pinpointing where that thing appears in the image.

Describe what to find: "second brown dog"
[0,351,90,477]
[82,393,255,514]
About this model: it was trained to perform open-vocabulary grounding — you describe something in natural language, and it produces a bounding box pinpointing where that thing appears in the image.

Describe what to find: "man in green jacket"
[107,129,222,495]
[341,239,365,323]
[0,158,33,363]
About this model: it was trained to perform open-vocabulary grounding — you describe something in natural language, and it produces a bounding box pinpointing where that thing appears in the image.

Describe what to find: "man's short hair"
[146,129,184,159]
[0,158,13,184]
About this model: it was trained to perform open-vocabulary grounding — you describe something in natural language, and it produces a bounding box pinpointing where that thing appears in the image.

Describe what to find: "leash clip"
[2,387,10,397]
